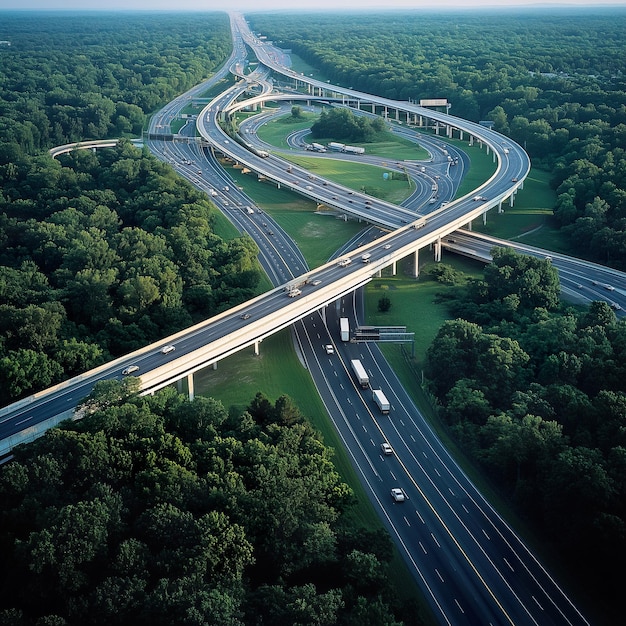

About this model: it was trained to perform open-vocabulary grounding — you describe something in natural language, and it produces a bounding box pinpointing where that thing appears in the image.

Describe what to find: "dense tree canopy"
[0,12,231,154]
[0,388,408,626]
[424,248,626,623]
[311,108,386,143]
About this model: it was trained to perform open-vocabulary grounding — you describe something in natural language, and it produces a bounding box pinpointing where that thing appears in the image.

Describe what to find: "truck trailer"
[328,142,346,151]
[372,389,390,414]
[340,317,350,342]
[351,359,369,388]
[343,145,365,155]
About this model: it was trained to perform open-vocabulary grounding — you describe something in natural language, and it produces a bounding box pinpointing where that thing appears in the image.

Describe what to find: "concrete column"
[254,340,260,356]
[498,200,504,214]
[435,238,442,262]
[413,248,420,278]
[483,211,487,226]
[376,268,382,278]
[469,135,474,146]
[509,192,515,208]
[187,373,195,402]
[391,260,397,276]
[212,362,218,370]
[467,220,473,231]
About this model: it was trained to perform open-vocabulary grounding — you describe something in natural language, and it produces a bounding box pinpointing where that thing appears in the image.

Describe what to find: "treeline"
[426,249,626,623]
[0,385,410,626]
[247,9,626,267]
[311,108,386,143]
[0,140,261,403]
[0,12,231,155]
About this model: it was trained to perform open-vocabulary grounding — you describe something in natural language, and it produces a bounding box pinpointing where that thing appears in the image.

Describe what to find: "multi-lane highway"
[1,10,602,625]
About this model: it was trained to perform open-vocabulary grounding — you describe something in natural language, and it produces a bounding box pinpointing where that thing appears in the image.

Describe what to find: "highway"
[1,10,602,625]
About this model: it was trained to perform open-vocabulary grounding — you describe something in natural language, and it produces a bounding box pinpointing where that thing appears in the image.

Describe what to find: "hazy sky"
[2,0,626,10]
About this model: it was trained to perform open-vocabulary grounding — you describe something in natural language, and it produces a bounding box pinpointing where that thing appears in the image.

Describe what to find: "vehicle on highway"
[240,313,251,320]
[160,345,175,355]
[122,365,139,376]
[287,288,301,297]
[391,488,406,502]
[338,258,352,267]
[324,345,334,354]
[311,279,322,286]
[381,442,393,455]
[383,244,392,250]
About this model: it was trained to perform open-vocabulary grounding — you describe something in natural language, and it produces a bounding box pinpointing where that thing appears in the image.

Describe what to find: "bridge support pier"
[413,248,420,277]
[187,373,195,402]
[434,238,442,262]
[391,260,397,276]
[254,340,260,356]
[483,212,487,226]
[509,192,515,208]
[498,200,504,214]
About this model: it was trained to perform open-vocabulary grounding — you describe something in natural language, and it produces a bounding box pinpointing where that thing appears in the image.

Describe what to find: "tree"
[377,295,391,312]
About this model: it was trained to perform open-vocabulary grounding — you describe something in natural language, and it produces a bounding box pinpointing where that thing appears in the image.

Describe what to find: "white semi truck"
[372,389,390,414]
[351,359,369,388]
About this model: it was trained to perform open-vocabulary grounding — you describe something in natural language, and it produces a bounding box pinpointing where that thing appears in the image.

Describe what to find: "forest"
[248,9,626,268]
[0,13,262,403]
[425,249,626,621]
[0,385,409,626]
[1,7,626,624]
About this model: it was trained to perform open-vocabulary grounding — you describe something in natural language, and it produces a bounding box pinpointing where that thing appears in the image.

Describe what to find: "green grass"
[220,164,366,269]
[472,168,569,252]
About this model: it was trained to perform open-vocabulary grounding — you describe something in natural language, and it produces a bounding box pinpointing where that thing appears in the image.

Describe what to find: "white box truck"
[372,389,390,414]
[351,359,369,388]
[340,317,350,342]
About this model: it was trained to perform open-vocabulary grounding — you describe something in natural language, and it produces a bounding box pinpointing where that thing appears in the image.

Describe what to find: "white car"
[391,488,406,502]
[324,345,334,355]
[311,279,322,286]
[381,442,393,456]
[160,345,175,355]
[122,365,139,376]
